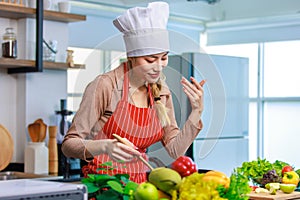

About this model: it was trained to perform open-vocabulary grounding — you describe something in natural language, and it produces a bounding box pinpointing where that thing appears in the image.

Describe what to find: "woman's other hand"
[181,77,205,114]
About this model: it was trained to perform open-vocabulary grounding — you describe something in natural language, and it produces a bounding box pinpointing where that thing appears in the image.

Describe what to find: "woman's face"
[129,52,168,83]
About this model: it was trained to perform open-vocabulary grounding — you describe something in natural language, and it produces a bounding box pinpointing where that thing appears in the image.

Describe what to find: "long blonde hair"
[150,80,170,127]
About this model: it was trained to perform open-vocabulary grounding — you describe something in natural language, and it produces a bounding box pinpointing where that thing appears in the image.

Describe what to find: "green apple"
[134,182,159,200]
[280,183,296,194]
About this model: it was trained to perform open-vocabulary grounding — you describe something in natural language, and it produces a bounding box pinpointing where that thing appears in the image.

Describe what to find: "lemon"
[280,183,296,194]
[265,183,280,190]
[269,186,277,195]
[255,188,269,193]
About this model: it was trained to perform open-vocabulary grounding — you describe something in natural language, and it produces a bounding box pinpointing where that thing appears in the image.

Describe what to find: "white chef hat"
[113,1,169,57]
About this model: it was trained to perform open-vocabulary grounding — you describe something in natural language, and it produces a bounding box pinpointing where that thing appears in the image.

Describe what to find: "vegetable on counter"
[280,183,297,194]
[81,161,139,200]
[281,165,294,176]
[84,158,300,199]
[295,168,300,178]
[81,173,139,199]
[202,170,230,188]
[236,158,291,186]
[260,169,281,187]
[170,156,197,177]
[178,172,226,200]
[148,167,182,196]
[265,182,280,195]
[236,158,274,179]
[272,160,291,177]
[217,170,251,200]
[282,171,299,185]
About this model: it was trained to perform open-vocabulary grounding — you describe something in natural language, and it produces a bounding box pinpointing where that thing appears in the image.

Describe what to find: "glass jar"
[2,27,17,58]
[43,40,57,62]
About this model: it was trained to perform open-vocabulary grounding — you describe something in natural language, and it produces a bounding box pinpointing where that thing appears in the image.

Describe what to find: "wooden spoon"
[39,122,47,142]
[112,134,154,171]
[28,123,40,142]
[34,119,47,142]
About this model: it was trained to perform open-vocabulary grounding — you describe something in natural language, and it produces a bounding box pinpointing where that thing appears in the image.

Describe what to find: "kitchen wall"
[0,18,69,163]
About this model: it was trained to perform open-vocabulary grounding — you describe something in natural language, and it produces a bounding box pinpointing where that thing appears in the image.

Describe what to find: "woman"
[62,1,205,183]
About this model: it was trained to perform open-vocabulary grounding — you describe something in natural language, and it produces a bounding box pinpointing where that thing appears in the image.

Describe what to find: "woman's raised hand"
[181,77,206,113]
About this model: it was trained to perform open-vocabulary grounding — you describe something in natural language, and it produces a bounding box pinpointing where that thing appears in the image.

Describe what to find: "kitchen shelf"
[0,58,85,70]
[0,3,86,23]
[0,3,86,73]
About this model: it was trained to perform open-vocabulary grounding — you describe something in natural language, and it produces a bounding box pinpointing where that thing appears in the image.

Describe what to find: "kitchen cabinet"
[0,4,86,71]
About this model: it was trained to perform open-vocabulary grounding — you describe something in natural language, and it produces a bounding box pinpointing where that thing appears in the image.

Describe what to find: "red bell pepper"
[170,156,197,177]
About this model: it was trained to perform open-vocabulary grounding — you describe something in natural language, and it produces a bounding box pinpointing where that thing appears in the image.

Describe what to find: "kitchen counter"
[0,171,82,183]
[0,171,86,199]
[0,178,88,199]
[248,191,300,200]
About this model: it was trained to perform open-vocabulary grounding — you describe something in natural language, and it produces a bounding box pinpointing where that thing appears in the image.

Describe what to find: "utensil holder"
[24,142,48,174]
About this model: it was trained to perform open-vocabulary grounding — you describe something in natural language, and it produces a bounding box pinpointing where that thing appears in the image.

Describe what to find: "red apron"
[82,63,163,183]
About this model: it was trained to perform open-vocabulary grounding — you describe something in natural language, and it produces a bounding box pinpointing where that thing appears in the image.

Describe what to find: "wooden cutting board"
[0,124,13,171]
[249,191,300,200]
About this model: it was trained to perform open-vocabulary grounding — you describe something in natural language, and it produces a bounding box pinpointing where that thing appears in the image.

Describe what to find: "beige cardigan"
[62,64,202,161]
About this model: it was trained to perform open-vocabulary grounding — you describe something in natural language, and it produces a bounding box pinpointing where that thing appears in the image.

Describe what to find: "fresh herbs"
[96,160,126,171]
[82,173,138,200]
[217,170,251,200]
[81,161,138,200]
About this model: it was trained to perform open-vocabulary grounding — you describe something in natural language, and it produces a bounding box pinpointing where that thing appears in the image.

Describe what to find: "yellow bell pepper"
[282,171,299,185]
[202,170,230,188]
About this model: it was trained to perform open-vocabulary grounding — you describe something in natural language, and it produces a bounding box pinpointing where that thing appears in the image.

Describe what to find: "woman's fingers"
[200,79,206,87]
[181,77,204,97]
[117,142,141,156]
[190,77,206,90]
[181,77,205,110]
[121,137,139,150]
[109,140,141,162]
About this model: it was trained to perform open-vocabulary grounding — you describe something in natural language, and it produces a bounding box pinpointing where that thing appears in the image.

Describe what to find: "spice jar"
[2,27,17,58]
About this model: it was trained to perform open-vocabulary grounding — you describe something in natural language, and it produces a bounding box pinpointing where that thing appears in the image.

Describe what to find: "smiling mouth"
[149,73,160,79]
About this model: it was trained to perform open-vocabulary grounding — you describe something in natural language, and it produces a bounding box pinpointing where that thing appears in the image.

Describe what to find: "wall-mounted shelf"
[0,58,85,71]
[0,4,86,22]
[0,3,86,73]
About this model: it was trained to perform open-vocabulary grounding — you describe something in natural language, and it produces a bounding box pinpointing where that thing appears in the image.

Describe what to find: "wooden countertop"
[248,191,300,200]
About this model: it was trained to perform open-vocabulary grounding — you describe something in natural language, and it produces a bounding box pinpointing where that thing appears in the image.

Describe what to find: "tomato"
[250,186,259,191]
[282,165,294,176]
